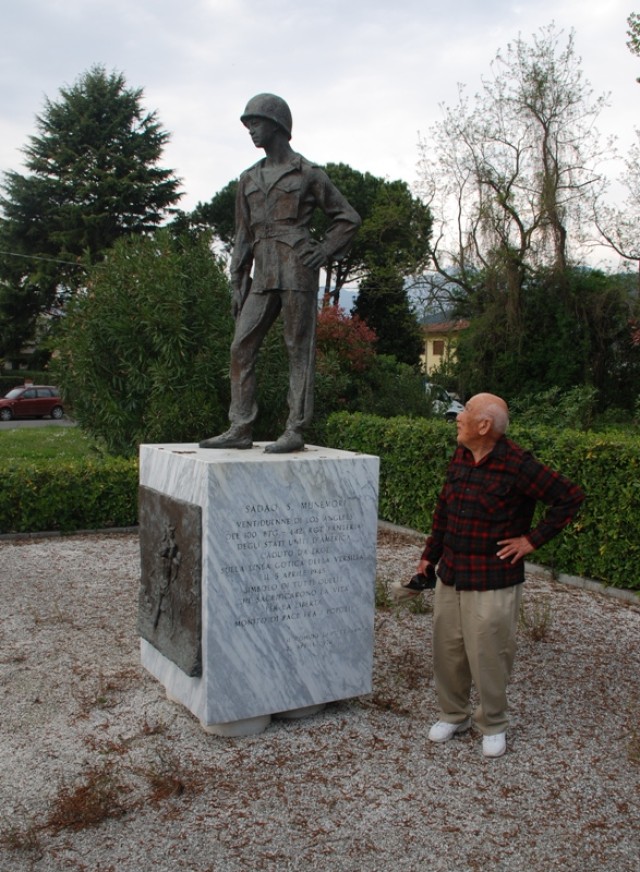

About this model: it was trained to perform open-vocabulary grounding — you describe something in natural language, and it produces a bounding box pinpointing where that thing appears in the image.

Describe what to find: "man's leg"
[228,292,281,429]
[432,581,473,723]
[460,585,523,736]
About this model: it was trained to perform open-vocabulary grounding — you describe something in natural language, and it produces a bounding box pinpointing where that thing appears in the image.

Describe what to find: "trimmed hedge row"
[0,458,138,534]
[325,412,640,591]
[2,413,639,592]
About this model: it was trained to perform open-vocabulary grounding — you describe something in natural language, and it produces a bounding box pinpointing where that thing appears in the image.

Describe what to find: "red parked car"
[0,385,64,421]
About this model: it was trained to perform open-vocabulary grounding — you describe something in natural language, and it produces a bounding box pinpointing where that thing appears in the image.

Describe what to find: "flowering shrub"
[316,306,377,373]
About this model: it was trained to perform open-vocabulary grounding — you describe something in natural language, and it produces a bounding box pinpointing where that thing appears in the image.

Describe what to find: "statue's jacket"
[230,153,361,294]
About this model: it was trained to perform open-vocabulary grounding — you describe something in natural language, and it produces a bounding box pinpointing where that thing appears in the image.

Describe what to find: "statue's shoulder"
[239,159,265,181]
[294,152,322,171]
[238,154,323,183]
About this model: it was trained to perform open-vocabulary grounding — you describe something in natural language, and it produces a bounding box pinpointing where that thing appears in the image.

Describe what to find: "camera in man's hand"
[404,563,437,591]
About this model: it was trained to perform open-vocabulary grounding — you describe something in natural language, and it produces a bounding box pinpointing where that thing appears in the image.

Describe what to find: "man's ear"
[477,417,492,436]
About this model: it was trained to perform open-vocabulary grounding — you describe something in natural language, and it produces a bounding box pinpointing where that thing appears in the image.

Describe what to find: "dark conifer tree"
[0,65,182,356]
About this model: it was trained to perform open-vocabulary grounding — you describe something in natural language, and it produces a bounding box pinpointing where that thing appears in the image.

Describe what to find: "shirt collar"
[247,153,302,188]
[461,434,507,467]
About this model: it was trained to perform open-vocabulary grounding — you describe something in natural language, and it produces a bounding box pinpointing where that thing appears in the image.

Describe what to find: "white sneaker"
[428,718,471,743]
[482,732,506,758]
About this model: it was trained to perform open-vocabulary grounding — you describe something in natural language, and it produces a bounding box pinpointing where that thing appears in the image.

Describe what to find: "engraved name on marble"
[216,497,371,648]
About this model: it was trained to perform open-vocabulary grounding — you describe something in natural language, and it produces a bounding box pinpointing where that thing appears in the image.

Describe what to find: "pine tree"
[0,65,182,357]
[354,267,424,366]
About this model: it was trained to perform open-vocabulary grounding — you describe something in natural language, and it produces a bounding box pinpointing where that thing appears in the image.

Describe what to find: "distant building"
[421,319,469,374]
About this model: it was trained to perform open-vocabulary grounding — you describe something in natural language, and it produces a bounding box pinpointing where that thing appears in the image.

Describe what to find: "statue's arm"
[296,168,361,270]
[230,178,253,316]
[313,169,361,261]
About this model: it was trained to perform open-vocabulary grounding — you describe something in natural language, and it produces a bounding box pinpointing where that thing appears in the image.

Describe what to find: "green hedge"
[0,371,53,393]
[325,412,640,591]
[325,412,456,532]
[0,458,138,534]
[3,413,640,592]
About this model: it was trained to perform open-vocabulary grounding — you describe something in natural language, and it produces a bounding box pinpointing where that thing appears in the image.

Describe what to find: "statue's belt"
[251,226,309,248]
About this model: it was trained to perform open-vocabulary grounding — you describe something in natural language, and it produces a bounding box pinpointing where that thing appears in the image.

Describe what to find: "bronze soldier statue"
[200,94,361,454]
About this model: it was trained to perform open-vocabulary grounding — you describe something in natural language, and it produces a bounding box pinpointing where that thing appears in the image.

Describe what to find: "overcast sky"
[1,0,638,214]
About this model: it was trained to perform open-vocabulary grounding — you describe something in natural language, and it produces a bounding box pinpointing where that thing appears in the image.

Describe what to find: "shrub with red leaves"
[316,306,377,373]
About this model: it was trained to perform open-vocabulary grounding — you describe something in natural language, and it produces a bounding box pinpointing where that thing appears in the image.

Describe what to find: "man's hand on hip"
[496,536,535,564]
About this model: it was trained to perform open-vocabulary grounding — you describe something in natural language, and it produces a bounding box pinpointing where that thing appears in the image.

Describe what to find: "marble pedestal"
[138,442,379,736]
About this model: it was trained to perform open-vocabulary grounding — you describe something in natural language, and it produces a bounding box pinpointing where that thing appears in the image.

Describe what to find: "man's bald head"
[469,393,509,436]
[456,393,509,458]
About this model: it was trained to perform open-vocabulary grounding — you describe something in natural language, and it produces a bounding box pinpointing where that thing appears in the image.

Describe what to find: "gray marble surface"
[139,443,379,732]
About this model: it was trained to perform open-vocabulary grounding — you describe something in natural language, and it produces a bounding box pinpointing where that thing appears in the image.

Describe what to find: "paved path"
[0,417,75,429]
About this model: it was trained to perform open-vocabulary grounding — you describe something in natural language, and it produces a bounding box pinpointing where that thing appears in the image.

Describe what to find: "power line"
[0,249,87,268]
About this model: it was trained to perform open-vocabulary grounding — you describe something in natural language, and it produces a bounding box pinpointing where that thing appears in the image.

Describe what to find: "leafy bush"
[325,412,640,591]
[0,458,137,534]
[310,354,429,443]
[508,423,640,589]
[53,230,235,455]
[316,306,377,372]
[510,385,599,430]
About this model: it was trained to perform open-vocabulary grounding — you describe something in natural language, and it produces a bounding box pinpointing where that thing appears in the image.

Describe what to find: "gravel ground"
[1,528,639,872]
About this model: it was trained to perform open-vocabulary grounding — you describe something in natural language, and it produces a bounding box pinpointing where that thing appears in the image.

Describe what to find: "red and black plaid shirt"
[422,436,585,591]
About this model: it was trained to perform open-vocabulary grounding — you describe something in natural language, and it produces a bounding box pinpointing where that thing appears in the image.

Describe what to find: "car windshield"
[4,388,23,399]
[427,385,450,403]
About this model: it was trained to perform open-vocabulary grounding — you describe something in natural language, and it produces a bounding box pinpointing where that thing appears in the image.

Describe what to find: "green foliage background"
[0,458,137,534]
[54,230,233,454]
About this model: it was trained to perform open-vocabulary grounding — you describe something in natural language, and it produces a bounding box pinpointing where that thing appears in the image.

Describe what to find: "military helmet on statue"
[241,93,292,140]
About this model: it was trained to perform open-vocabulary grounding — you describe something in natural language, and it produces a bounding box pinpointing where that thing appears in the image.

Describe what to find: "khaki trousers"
[432,580,523,735]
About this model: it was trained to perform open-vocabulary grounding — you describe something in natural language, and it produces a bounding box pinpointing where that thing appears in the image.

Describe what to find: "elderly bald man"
[412,393,584,757]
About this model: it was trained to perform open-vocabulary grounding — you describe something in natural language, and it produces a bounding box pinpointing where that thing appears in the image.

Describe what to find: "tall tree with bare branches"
[416,24,611,326]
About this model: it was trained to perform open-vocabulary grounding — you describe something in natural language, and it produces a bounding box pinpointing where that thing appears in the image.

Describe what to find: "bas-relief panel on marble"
[138,486,202,677]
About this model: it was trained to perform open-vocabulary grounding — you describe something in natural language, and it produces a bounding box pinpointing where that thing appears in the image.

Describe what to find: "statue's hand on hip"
[298,240,328,270]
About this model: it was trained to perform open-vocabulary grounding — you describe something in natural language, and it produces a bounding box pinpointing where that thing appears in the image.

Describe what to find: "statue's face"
[244,116,281,149]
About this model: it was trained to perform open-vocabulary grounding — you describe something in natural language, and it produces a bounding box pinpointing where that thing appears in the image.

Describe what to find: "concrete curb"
[0,526,138,541]
[527,564,640,606]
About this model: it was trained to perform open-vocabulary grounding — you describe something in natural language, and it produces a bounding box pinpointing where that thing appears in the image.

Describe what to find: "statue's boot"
[264,429,304,454]
[199,426,253,449]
